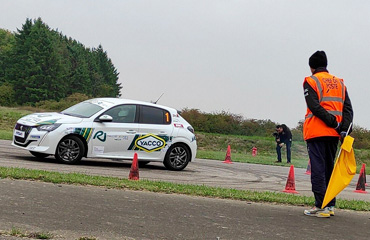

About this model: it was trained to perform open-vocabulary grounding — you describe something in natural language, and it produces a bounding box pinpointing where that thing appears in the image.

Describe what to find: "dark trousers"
[307,139,338,208]
[276,141,291,163]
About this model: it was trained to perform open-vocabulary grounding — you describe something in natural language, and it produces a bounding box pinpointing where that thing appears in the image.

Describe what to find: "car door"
[91,104,139,158]
[135,105,174,159]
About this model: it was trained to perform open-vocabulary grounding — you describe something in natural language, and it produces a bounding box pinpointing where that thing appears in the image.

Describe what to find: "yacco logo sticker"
[135,134,166,152]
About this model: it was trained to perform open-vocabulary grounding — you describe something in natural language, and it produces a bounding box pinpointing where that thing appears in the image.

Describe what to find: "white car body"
[12,98,197,170]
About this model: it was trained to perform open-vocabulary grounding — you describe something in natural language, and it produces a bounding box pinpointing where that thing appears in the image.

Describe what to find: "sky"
[1,0,370,129]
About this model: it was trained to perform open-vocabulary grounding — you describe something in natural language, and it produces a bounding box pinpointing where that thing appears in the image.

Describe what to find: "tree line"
[0,18,121,106]
[180,108,370,149]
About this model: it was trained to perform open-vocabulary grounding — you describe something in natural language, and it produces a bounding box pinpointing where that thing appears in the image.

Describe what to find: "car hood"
[17,112,83,126]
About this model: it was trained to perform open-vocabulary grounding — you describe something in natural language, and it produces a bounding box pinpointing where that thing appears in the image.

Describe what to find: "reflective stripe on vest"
[305,111,343,119]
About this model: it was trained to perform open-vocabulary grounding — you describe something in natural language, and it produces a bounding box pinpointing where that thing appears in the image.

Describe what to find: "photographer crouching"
[274,124,292,163]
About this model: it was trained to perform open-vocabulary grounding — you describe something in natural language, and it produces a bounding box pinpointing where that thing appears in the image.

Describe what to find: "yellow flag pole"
[334,122,353,163]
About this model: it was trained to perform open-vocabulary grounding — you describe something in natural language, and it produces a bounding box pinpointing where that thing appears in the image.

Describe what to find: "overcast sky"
[2,0,370,129]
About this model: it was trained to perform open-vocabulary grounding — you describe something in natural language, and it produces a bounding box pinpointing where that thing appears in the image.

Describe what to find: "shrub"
[35,93,90,111]
[0,83,15,106]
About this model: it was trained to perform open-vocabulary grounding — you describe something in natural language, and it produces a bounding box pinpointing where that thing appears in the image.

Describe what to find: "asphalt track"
[0,140,369,239]
[0,140,368,201]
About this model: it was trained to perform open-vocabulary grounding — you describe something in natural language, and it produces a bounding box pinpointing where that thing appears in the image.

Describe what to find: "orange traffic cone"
[283,165,299,194]
[354,165,367,193]
[305,159,311,175]
[129,152,139,180]
[252,147,257,157]
[362,164,368,186]
[223,145,233,164]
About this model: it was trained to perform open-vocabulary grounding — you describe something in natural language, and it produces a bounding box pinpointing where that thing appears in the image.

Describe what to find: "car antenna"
[153,93,164,104]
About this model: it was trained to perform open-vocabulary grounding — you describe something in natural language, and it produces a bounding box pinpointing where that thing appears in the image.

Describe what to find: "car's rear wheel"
[164,144,190,171]
[29,151,50,159]
[55,135,84,164]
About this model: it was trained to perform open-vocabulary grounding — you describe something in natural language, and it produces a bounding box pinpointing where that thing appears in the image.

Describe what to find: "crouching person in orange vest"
[303,51,353,218]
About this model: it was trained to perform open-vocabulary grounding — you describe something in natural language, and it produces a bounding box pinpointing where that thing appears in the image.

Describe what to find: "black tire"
[29,151,50,159]
[163,144,190,171]
[55,135,84,164]
[138,161,150,167]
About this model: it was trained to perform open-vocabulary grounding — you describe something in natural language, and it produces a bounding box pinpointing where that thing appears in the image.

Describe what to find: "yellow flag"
[321,136,356,209]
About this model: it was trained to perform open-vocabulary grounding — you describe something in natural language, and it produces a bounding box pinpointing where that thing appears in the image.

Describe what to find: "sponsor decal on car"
[37,119,59,125]
[14,130,25,138]
[134,134,166,152]
[107,134,129,141]
[72,128,94,142]
[93,131,106,142]
[128,135,172,151]
[30,135,41,139]
[93,146,105,154]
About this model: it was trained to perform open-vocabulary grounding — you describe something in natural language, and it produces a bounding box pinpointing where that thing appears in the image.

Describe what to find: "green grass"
[0,166,369,211]
[2,227,54,239]
[0,106,32,131]
[197,150,310,168]
[1,226,96,240]
[0,129,12,140]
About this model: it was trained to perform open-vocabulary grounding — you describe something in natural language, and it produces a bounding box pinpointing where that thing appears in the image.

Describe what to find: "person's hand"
[340,131,347,143]
[279,143,284,147]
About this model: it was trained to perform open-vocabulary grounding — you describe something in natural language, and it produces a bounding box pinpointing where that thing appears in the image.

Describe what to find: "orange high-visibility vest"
[303,72,345,140]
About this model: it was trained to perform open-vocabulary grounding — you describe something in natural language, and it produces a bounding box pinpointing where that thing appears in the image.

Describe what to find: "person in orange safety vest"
[303,51,353,218]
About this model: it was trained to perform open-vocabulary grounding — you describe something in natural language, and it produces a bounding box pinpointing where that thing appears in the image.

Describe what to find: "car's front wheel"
[163,144,190,171]
[30,151,50,159]
[55,135,84,164]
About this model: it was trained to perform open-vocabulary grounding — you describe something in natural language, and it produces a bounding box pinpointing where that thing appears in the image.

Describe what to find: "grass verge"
[0,227,54,239]
[196,150,309,168]
[196,149,369,173]
[0,129,12,140]
[0,166,369,211]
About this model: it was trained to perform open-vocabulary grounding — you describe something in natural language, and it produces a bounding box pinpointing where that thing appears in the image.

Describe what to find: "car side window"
[104,105,136,123]
[139,105,171,125]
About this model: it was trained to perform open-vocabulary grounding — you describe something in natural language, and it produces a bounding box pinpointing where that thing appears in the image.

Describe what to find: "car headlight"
[187,126,195,134]
[37,124,61,132]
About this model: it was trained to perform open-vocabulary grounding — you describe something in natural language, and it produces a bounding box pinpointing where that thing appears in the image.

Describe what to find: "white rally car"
[12,98,197,171]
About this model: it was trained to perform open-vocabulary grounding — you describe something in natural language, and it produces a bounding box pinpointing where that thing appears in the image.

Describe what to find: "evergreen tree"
[94,45,121,97]
[0,29,15,84]
[65,39,90,95]
[0,18,121,105]
[7,18,69,104]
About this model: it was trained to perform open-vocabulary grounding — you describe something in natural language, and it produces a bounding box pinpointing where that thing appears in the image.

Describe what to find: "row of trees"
[180,108,370,149]
[180,108,278,137]
[0,18,121,106]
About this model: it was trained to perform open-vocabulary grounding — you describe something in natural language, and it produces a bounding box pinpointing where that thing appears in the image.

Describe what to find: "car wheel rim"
[58,139,80,162]
[169,146,188,168]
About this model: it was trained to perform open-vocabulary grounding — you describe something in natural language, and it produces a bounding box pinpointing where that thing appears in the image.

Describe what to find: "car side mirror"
[97,115,113,122]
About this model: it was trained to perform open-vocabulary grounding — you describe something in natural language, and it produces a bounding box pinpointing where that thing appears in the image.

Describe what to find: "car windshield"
[61,102,104,118]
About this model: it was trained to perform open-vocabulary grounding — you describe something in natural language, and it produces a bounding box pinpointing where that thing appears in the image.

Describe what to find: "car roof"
[85,98,177,112]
